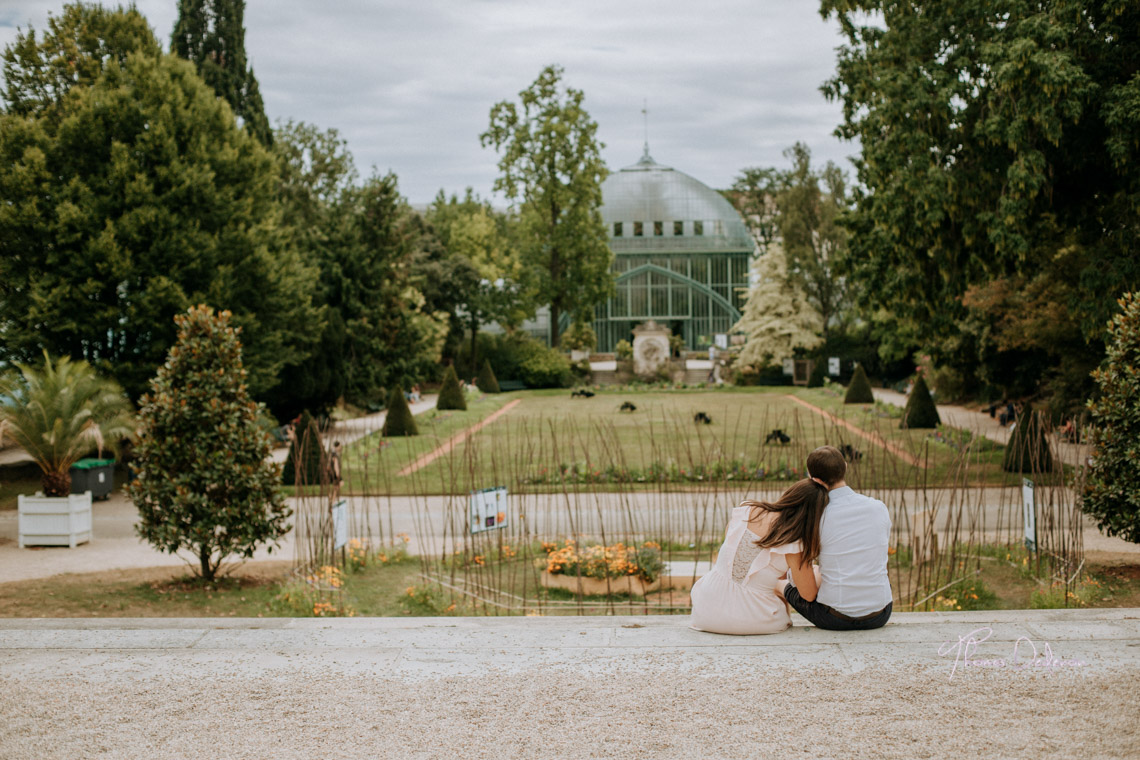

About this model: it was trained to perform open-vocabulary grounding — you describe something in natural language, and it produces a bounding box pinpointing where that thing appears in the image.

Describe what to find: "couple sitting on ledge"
[690,445,892,635]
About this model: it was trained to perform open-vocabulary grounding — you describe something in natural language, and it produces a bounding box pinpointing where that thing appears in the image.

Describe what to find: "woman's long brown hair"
[742,479,829,564]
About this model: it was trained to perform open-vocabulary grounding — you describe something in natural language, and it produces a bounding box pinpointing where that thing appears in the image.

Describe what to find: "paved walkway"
[872,388,1090,463]
[1,610,1136,758]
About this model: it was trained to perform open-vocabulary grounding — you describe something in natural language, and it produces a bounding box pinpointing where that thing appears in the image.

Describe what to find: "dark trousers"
[784,585,892,631]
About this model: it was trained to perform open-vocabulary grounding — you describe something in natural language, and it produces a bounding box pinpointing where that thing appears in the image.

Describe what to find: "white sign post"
[828,357,840,376]
[781,358,795,376]
[470,486,508,534]
[1022,479,1036,552]
[331,499,348,551]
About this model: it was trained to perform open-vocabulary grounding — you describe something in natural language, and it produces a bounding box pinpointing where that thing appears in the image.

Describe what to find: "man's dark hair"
[807,445,847,486]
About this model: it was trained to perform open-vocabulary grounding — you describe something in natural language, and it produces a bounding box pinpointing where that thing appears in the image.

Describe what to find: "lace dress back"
[731,529,765,583]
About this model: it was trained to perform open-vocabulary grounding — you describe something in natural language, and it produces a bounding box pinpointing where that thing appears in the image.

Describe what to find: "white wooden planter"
[18,492,93,548]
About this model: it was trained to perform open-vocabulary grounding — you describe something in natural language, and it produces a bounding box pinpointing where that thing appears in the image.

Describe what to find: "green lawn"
[341,385,1021,495]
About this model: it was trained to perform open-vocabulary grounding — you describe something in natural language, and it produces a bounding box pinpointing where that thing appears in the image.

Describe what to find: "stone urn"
[632,321,671,379]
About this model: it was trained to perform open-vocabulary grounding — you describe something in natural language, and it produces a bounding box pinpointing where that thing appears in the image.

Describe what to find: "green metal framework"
[591,253,751,352]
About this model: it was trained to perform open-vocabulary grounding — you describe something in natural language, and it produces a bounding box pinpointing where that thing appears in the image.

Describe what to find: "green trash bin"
[70,458,115,501]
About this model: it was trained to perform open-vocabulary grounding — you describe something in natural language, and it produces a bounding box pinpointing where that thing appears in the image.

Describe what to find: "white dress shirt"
[815,486,893,616]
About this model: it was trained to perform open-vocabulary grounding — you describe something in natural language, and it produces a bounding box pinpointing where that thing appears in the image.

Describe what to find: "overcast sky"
[1,1,856,205]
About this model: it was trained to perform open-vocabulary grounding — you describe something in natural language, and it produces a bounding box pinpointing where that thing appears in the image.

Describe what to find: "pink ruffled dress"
[689,505,801,635]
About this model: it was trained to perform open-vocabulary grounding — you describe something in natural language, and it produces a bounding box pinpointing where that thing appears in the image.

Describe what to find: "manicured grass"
[341,385,1021,495]
[0,556,426,618]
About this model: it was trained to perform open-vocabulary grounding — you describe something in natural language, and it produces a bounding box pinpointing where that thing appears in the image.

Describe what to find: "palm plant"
[0,353,135,496]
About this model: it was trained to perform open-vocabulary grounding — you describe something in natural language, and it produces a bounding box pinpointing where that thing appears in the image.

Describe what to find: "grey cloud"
[2,0,857,202]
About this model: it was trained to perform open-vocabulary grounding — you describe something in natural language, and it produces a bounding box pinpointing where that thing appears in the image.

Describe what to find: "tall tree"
[481,65,612,347]
[171,0,271,145]
[0,41,317,400]
[777,143,853,344]
[727,167,782,254]
[820,0,1140,406]
[266,120,358,418]
[425,190,533,373]
[1,2,160,120]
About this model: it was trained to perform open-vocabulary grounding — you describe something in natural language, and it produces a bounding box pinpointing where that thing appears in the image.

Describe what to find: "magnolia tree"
[1084,293,1140,543]
[130,305,290,580]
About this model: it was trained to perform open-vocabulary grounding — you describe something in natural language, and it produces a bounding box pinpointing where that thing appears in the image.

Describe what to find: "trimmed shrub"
[806,359,826,388]
[477,359,500,393]
[283,409,325,486]
[615,340,633,361]
[382,386,418,437]
[518,349,572,389]
[561,322,597,352]
[436,365,467,411]
[1084,292,1140,542]
[1002,407,1055,473]
[733,363,790,387]
[844,364,875,404]
[901,375,941,428]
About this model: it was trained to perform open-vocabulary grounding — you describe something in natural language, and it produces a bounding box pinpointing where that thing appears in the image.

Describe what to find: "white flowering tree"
[733,244,822,369]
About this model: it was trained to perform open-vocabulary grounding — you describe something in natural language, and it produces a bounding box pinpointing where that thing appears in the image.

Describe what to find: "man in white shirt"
[778,445,893,630]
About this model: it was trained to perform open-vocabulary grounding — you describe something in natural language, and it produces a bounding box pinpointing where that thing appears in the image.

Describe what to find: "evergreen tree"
[477,359,501,394]
[171,0,272,145]
[282,409,325,486]
[130,306,290,581]
[900,375,940,429]
[734,244,822,370]
[1083,292,1140,542]
[844,364,874,404]
[1002,407,1055,474]
[0,43,317,401]
[381,386,418,437]
[436,365,467,411]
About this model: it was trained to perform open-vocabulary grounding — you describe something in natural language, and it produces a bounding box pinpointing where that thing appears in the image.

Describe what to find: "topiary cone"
[900,375,940,429]
[844,364,875,404]
[1002,407,1054,473]
[477,359,500,394]
[436,365,467,411]
[382,386,419,437]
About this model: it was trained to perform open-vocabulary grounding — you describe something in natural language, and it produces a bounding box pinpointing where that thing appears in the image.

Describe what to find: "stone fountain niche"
[632,320,671,379]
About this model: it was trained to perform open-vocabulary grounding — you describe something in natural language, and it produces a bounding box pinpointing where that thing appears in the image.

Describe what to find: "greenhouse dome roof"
[600,150,755,254]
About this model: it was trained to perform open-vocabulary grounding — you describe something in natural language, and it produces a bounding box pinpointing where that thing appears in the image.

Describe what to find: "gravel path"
[1,611,1137,759]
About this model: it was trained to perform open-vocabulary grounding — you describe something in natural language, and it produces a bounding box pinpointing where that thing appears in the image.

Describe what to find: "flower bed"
[520,461,802,486]
[538,540,665,592]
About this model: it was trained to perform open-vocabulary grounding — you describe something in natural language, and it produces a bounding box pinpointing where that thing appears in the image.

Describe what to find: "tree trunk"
[470,314,479,379]
[549,302,561,347]
[42,470,71,498]
[200,544,215,581]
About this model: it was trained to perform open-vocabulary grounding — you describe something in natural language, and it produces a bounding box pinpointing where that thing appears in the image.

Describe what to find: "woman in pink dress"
[690,479,828,635]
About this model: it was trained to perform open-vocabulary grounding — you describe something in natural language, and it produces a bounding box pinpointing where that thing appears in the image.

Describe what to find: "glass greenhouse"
[592,151,756,352]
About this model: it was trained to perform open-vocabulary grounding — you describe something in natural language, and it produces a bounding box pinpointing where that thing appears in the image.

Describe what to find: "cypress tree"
[382,386,418,437]
[477,359,500,393]
[282,409,325,485]
[171,0,272,145]
[807,358,826,388]
[900,375,941,429]
[844,364,875,404]
[436,365,467,411]
[1002,407,1055,474]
